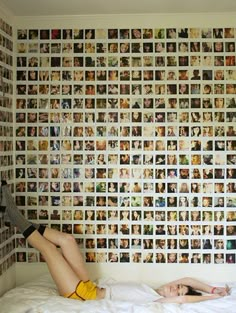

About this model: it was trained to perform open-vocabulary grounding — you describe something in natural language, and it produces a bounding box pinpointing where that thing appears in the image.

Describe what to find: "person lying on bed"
[0,182,230,304]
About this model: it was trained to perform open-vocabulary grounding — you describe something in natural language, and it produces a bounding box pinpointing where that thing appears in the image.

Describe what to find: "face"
[163,284,189,297]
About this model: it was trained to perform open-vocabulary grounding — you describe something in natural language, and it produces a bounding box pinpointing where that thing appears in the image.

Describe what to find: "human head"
[161,284,202,298]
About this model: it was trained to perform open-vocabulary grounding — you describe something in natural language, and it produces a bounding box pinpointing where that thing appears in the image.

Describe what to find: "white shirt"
[102,282,162,304]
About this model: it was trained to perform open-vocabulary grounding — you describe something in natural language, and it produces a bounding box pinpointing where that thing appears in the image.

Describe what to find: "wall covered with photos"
[0,14,15,277]
[12,22,236,266]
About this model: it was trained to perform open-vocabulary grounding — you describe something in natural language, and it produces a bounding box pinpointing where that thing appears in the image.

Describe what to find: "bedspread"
[0,275,236,313]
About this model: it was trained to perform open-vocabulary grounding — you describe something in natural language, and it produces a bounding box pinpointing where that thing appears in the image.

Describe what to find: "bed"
[0,274,236,313]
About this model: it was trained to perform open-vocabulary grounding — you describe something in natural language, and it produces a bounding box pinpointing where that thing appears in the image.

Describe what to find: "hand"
[212,285,230,296]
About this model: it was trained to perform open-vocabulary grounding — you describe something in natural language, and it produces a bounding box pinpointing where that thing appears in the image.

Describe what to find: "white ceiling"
[1,0,236,16]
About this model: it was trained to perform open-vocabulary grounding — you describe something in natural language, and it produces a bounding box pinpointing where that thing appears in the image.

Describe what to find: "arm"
[157,294,222,304]
[165,277,229,296]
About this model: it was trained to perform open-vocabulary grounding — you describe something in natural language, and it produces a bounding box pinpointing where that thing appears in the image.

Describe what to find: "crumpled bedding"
[0,274,236,313]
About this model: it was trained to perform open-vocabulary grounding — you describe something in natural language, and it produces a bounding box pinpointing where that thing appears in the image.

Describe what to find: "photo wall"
[15,26,236,264]
[0,16,15,276]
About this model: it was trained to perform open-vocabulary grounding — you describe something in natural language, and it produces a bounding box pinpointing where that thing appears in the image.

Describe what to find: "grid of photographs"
[13,26,236,264]
[0,16,15,276]
[0,215,15,275]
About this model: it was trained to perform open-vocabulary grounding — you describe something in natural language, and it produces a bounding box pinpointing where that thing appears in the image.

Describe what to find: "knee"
[60,233,77,248]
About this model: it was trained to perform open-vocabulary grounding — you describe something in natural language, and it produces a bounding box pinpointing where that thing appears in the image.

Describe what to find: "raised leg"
[0,182,89,294]
[1,182,45,234]
[43,228,89,281]
[25,229,80,296]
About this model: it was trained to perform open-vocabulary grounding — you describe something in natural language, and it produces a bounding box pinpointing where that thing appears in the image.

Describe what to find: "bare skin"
[1,183,228,303]
[155,277,229,303]
[26,228,105,299]
[27,228,229,303]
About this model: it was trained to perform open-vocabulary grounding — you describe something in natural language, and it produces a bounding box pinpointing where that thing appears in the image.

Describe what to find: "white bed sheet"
[0,275,236,313]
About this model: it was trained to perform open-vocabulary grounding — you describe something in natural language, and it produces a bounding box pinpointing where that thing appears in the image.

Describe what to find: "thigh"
[27,230,79,296]
[43,247,80,296]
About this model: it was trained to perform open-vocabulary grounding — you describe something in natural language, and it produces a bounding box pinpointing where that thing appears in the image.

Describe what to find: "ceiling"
[1,0,236,16]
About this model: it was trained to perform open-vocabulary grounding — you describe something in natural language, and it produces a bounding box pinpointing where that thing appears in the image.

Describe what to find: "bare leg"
[0,183,91,296]
[0,183,89,281]
[43,228,89,281]
[27,229,80,296]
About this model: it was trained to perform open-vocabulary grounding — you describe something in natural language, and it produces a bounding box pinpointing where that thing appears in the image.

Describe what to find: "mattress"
[0,274,236,313]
